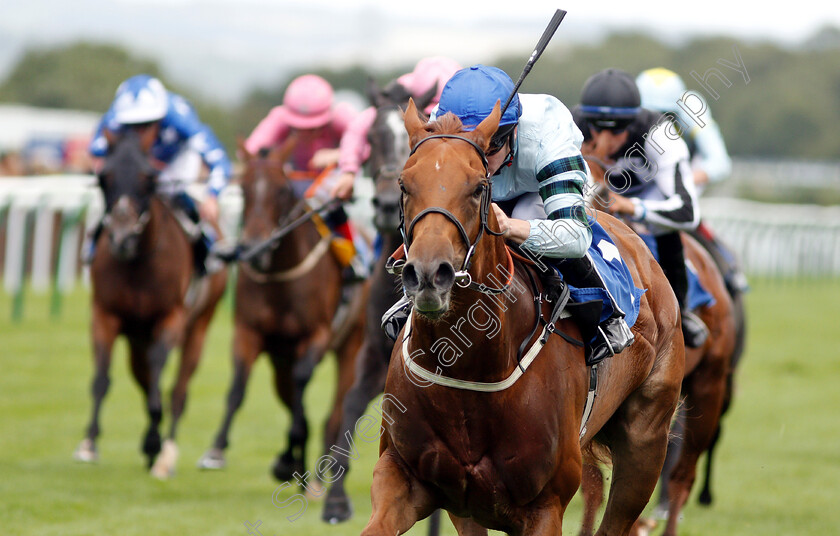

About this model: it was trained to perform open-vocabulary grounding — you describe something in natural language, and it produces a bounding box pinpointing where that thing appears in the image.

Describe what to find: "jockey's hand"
[330,172,355,200]
[693,168,710,187]
[491,203,530,244]
[310,148,340,169]
[606,192,636,216]
[199,196,220,224]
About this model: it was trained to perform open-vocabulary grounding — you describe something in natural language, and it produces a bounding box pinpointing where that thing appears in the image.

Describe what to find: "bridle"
[395,133,513,295]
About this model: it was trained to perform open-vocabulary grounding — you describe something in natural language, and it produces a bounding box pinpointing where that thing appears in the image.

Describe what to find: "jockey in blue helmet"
[88,74,233,275]
[382,64,635,365]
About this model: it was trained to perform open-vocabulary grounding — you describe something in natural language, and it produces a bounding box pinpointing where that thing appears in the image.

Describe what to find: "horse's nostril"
[434,262,455,290]
[402,263,420,292]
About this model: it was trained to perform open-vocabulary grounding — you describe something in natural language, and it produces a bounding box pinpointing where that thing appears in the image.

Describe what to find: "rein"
[237,197,343,262]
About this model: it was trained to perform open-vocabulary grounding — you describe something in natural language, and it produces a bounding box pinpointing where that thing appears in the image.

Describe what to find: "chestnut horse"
[361,100,685,536]
[74,125,227,478]
[322,79,437,525]
[579,155,737,536]
[197,139,365,484]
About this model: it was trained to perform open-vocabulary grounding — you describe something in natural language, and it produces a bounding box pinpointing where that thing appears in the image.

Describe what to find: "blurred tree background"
[1,28,838,160]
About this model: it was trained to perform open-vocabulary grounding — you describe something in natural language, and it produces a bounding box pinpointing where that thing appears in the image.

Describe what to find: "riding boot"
[381,293,412,342]
[326,207,370,283]
[655,232,709,348]
[558,255,635,364]
[173,192,217,276]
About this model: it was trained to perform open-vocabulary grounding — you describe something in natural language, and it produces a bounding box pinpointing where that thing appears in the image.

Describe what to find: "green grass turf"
[1,278,839,535]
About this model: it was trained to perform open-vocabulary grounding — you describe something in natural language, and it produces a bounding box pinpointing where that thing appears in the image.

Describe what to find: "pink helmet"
[280,74,334,129]
[398,56,462,108]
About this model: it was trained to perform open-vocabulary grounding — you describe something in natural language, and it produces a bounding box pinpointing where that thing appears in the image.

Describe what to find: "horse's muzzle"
[109,230,141,261]
[401,259,456,317]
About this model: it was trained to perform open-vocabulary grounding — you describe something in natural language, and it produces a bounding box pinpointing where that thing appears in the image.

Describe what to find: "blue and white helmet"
[113,75,169,125]
[436,65,521,130]
[635,68,687,114]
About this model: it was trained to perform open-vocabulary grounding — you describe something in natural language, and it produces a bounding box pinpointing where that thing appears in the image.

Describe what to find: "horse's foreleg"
[146,309,184,478]
[323,320,363,453]
[579,462,605,536]
[198,324,262,470]
[662,359,727,536]
[169,312,213,441]
[270,330,328,485]
[75,305,121,463]
[361,449,435,536]
[322,340,389,524]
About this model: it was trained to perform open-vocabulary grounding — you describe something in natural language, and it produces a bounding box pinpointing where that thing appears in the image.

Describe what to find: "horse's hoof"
[271,454,296,482]
[197,448,226,470]
[73,439,98,463]
[150,439,178,480]
[322,496,353,524]
[698,489,713,505]
[630,517,658,536]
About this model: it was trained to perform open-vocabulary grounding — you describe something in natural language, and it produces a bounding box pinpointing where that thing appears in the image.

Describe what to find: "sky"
[2,0,838,103]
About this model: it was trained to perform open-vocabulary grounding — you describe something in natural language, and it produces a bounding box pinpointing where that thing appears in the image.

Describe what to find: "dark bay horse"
[322,79,436,525]
[579,155,738,536]
[197,139,365,485]
[361,100,685,535]
[74,125,227,478]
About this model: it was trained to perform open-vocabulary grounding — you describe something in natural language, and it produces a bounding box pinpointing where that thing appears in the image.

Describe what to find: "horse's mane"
[428,112,465,135]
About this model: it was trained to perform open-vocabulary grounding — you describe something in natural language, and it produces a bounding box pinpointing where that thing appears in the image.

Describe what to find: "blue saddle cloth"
[560,219,647,328]
[638,233,715,311]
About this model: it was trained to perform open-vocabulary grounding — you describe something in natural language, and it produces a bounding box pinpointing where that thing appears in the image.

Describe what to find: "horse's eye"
[399,181,407,195]
[473,184,484,198]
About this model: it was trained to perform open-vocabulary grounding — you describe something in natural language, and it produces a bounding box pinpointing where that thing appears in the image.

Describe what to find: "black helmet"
[570,105,592,143]
[579,68,641,132]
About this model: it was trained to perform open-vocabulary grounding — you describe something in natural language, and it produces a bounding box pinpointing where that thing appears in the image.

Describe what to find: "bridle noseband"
[398,134,508,293]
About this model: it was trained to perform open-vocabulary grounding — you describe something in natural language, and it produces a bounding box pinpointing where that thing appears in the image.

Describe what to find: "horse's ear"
[403,99,428,149]
[275,131,298,165]
[103,128,118,152]
[366,76,381,107]
[414,83,437,114]
[472,100,502,151]
[237,137,252,162]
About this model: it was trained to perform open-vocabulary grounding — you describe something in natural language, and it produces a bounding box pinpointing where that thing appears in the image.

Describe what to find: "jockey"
[330,56,462,201]
[635,67,732,192]
[579,68,709,348]
[382,64,635,364]
[88,74,232,275]
[244,74,369,279]
[636,67,747,294]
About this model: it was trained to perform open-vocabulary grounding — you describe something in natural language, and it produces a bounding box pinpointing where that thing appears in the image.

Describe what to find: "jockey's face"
[590,127,629,158]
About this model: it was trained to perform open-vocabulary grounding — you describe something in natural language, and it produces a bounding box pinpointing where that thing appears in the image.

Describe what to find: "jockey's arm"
[332,107,376,200]
[628,123,700,231]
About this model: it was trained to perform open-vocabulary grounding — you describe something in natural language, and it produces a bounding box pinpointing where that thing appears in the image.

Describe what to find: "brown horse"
[321,78,437,525]
[74,125,227,478]
[361,100,685,535]
[579,155,737,536]
[197,139,365,484]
